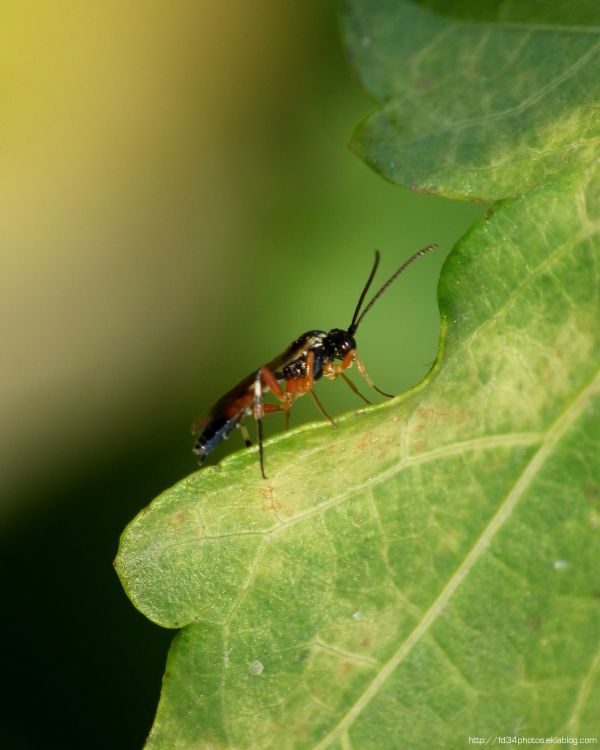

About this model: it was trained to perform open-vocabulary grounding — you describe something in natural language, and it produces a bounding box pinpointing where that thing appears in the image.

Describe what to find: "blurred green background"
[0,1,483,747]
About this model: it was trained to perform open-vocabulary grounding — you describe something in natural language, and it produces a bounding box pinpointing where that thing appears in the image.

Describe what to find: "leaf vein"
[271,433,542,535]
[311,366,600,750]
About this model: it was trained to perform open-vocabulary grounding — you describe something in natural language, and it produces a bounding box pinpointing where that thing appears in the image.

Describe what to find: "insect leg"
[239,423,252,448]
[259,365,292,426]
[305,350,336,427]
[310,389,336,427]
[253,365,291,479]
[322,350,372,404]
[354,352,394,399]
[254,370,267,479]
[339,372,372,405]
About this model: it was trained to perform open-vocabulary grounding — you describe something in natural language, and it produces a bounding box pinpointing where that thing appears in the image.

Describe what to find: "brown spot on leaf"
[357,431,375,451]
[259,485,273,500]
[262,498,282,513]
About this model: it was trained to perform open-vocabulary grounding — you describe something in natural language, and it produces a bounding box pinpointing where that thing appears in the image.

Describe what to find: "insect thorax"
[280,328,356,381]
[281,330,326,380]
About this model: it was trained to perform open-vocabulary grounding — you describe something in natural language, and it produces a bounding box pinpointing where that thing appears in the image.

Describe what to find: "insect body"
[192,244,437,478]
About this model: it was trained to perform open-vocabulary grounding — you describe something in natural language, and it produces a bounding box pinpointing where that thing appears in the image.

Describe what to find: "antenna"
[348,244,438,335]
[349,250,381,334]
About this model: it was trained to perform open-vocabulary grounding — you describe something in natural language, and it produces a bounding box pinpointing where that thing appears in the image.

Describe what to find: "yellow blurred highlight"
[0,1,316,508]
[0,1,484,516]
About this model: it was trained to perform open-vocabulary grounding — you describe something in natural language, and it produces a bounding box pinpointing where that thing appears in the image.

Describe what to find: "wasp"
[192,244,437,478]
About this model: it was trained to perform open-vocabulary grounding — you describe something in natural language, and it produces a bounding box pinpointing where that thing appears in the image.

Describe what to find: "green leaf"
[343,0,600,201]
[116,2,600,746]
[115,165,600,747]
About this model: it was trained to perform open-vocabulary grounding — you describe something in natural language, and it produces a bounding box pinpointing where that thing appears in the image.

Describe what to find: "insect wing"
[190,370,257,435]
[191,331,326,435]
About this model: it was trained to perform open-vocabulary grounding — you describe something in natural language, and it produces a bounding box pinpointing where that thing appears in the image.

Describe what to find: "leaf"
[116,2,600,746]
[115,164,600,747]
[343,0,600,201]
